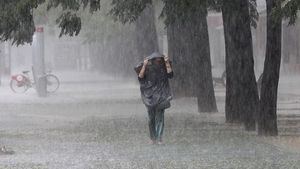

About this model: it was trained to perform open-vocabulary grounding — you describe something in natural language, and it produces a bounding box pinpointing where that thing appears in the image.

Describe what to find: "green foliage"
[0,0,100,45]
[271,0,300,26]
[109,0,152,24]
[281,0,300,25]
[47,0,100,12]
[108,0,211,26]
[0,0,45,45]
[48,0,101,38]
[0,0,264,45]
[109,0,258,29]
[56,12,81,37]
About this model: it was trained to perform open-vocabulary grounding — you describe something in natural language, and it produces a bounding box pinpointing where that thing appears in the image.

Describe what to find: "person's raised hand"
[164,55,170,62]
[143,57,149,66]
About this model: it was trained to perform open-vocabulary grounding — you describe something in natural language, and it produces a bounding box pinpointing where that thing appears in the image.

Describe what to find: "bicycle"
[10,70,60,94]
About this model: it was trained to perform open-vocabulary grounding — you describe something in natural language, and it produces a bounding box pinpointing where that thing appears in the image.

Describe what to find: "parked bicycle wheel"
[46,74,60,93]
[10,79,28,93]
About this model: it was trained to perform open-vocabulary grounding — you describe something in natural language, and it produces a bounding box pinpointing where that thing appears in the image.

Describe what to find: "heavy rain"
[0,0,300,168]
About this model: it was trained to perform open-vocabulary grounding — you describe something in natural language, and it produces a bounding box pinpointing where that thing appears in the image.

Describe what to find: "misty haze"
[0,0,300,168]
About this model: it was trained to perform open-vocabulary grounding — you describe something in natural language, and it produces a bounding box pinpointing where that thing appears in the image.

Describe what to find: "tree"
[221,0,259,130]
[110,0,218,112]
[166,19,189,97]
[0,0,36,45]
[192,6,218,113]
[162,0,217,112]
[257,0,300,136]
[0,0,100,96]
[0,0,100,45]
[257,0,282,136]
[280,0,300,25]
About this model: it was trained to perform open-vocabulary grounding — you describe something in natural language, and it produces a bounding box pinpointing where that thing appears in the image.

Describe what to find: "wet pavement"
[0,71,299,169]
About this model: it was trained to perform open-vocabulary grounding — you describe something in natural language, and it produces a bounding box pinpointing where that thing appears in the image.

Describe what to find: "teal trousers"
[147,108,165,141]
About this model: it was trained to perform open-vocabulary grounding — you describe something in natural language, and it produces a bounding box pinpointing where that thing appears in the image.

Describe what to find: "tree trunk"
[258,0,281,136]
[167,21,191,97]
[222,0,259,130]
[135,3,159,58]
[191,7,217,113]
[0,43,4,86]
[167,3,217,112]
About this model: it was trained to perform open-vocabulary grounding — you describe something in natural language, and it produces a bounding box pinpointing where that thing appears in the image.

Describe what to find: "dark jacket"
[135,55,173,110]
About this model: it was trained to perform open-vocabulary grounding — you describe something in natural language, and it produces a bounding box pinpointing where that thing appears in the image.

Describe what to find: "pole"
[32,26,47,97]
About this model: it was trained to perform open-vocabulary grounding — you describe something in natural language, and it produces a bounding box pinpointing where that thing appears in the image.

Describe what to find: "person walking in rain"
[135,52,173,145]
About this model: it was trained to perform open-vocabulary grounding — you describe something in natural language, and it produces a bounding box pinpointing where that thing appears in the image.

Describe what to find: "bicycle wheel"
[46,74,60,93]
[10,79,28,93]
